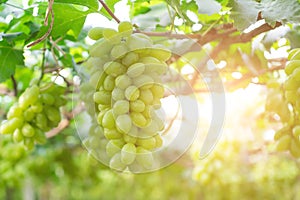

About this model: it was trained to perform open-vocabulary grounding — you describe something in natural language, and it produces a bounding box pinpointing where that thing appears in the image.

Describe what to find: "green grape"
[139,89,154,104]
[103,75,115,91]
[288,48,300,60]
[109,152,127,171]
[23,109,35,121]
[130,100,145,112]
[104,128,123,140]
[290,140,300,158]
[104,61,127,77]
[35,113,48,131]
[275,135,291,151]
[88,27,104,40]
[93,90,111,105]
[118,21,133,36]
[111,44,128,59]
[21,123,35,137]
[130,112,148,127]
[115,74,132,90]
[102,110,116,129]
[121,143,136,165]
[112,88,125,101]
[45,106,61,123]
[122,52,139,66]
[123,134,137,143]
[34,129,47,144]
[0,118,24,134]
[103,28,121,44]
[41,93,55,105]
[285,60,300,75]
[13,129,23,143]
[127,63,145,78]
[90,38,113,57]
[113,100,130,116]
[7,104,23,119]
[24,137,34,150]
[116,114,132,134]
[30,102,43,113]
[136,137,156,150]
[84,22,170,170]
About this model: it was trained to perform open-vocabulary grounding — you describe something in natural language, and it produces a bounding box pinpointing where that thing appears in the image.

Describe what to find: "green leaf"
[228,0,260,30]
[0,0,8,4]
[51,3,88,38]
[261,0,300,25]
[195,0,222,15]
[0,41,24,82]
[54,0,99,11]
[229,0,300,30]
[100,0,119,20]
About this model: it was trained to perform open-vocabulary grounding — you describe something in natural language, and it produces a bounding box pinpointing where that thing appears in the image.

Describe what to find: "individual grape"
[130,112,148,127]
[111,44,128,60]
[133,74,154,89]
[136,137,156,150]
[103,75,115,91]
[121,143,136,165]
[93,90,111,105]
[125,85,140,101]
[109,152,127,171]
[136,147,154,169]
[139,89,154,104]
[115,74,132,90]
[122,52,139,66]
[127,63,145,78]
[118,21,133,36]
[88,27,104,40]
[104,128,123,140]
[123,134,137,143]
[116,114,132,134]
[113,100,130,116]
[21,123,35,137]
[104,61,127,77]
[130,100,145,113]
[112,88,125,101]
[102,110,116,129]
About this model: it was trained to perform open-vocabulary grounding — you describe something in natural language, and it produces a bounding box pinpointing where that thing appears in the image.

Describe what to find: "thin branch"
[98,0,120,23]
[27,0,54,48]
[10,75,18,96]
[39,42,47,83]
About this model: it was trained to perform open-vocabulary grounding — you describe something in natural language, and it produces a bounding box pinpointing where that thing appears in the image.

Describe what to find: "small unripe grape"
[106,139,125,157]
[127,63,145,78]
[22,123,35,137]
[118,21,133,36]
[104,61,127,77]
[102,110,116,129]
[88,27,104,40]
[139,89,153,104]
[133,74,154,89]
[136,137,156,150]
[93,90,112,105]
[41,93,55,105]
[109,152,127,171]
[104,128,123,140]
[122,52,139,66]
[115,74,132,90]
[131,112,148,127]
[111,44,128,59]
[123,134,137,143]
[116,114,132,134]
[7,104,23,119]
[103,28,122,44]
[13,129,23,143]
[130,100,145,113]
[121,143,136,165]
[103,75,115,91]
[112,88,125,101]
[125,86,140,101]
[45,106,61,123]
[113,100,130,116]
[136,147,154,169]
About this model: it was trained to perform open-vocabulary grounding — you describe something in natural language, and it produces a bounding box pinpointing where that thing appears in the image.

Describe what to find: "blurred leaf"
[286,30,300,49]
[195,0,222,15]
[0,41,24,82]
[0,0,8,4]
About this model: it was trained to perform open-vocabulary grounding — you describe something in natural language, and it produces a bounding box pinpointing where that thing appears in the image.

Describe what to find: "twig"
[27,0,54,48]
[10,75,18,96]
[98,0,120,23]
[39,42,47,83]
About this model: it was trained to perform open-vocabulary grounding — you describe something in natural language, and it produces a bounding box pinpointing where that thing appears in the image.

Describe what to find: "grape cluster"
[0,84,66,150]
[82,21,171,171]
[274,48,300,157]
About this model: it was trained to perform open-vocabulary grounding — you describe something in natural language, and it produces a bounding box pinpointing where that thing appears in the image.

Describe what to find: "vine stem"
[39,41,47,83]
[98,0,120,23]
[10,75,18,96]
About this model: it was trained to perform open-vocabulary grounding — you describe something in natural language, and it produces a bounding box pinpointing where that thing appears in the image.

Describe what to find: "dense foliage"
[1,0,300,199]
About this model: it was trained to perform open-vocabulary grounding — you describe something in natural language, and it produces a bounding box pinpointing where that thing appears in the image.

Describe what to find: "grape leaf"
[261,0,300,26]
[51,3,88,38]
[229,0,300,30]
[54,0,99,11]
[0,41,24,82]
[228,0,260,30]
[195,0,222,15]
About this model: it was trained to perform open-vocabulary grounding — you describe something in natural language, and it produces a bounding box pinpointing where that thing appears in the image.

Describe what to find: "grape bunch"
[273,48,300,157]
[82,21,171,172]
[0,84,66,150]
